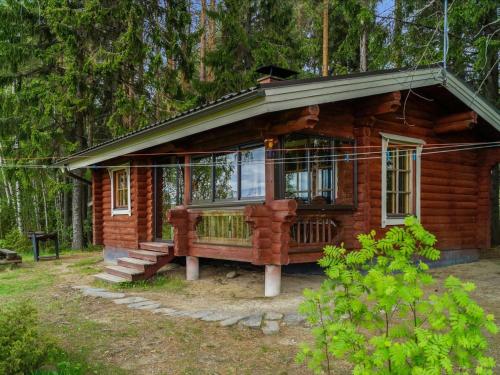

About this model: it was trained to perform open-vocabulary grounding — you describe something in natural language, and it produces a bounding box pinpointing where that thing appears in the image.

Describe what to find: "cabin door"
[492,164,500,247]
[153,157,184,242]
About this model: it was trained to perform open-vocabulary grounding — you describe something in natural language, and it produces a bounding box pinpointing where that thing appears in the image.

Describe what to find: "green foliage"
[298,217,498,374]
[0,228,32,253]
[0,302,55,375]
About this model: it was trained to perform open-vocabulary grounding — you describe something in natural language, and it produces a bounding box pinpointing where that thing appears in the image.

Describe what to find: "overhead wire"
[0,142,498,169]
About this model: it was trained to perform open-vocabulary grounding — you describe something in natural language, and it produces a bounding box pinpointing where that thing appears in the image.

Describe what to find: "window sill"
[188,199,265,209]
[112,209,131,216]
[297,203,356,212]
[382,214,413,227]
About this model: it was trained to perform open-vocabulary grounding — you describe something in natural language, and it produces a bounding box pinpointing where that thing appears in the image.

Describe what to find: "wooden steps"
[139,241,172,253]
[94,242,175,284]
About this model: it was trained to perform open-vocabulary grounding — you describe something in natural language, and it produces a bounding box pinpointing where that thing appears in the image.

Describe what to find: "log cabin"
[56,65,500,296]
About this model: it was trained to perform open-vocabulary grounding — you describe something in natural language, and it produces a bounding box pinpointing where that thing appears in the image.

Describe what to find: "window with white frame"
[381,133,424,227]
[109,165,131,215]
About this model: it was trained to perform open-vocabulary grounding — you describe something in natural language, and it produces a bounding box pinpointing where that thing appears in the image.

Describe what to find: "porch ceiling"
[56,65,499,171]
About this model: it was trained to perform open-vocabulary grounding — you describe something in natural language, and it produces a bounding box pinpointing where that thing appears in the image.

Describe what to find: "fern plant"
[297,216,498,374]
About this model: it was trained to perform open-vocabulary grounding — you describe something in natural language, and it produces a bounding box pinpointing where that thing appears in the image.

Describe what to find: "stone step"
[104,265,144,281]
[129,249,169,262]
[139,241,172,253]
[117,257,155,271]
[94,273,128,284]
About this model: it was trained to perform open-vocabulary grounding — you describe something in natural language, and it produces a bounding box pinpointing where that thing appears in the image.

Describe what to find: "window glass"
[284,136,308,201]
[284,135,353,205]
[386,146,412,215]
[191,155,212,201]
[113,169,128,209]
[240,146,265,198]
[310,137,333,202]
[214,152,238,199]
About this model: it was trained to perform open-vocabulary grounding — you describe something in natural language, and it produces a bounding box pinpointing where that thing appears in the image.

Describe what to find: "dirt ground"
[1,252,500,374]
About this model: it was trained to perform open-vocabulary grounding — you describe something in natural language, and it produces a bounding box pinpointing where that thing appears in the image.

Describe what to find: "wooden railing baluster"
[290,214,337,247]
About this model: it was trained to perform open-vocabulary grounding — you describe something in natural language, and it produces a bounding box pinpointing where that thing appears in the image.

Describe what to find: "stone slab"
[113,296,148,305]
[200,312,233,322]
[134,303,162,310]
[219,315,247,327]
[127,300,158,309]
[239,314,262,329]
[151,308,177,315]
[72,285,99,290]
[183,310,214,319]
[262,320,280,335]
[283,313,306,326]
[265,312,283,320]
[82,290,126,299]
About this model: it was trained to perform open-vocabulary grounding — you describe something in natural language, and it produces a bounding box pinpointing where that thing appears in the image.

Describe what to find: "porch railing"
[290,214,338,247]
[195,210,252,247]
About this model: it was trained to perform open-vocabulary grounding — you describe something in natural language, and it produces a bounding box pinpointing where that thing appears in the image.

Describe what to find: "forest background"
[0,0,498,249]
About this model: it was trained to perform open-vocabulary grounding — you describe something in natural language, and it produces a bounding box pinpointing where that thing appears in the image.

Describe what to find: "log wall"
[94,90,499,262]
[96,161,154,251]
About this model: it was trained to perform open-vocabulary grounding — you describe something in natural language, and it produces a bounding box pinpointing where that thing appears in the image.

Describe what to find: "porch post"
[186,256,199,281]
[264,264,281,297]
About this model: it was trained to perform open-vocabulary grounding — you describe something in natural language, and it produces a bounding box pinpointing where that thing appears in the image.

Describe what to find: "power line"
[0,143,498,169]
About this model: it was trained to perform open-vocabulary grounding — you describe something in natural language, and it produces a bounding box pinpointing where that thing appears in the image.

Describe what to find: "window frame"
[108,163,131,216]
[190,143,266,204]
[278,134,357,210]
[380,132,424,227]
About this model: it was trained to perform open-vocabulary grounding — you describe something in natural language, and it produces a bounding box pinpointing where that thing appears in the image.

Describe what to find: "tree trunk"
[15,179,22,232]
[63,177,71,232]
[207,0,216,81]
[200,0,207,82]
[71,171,84,250]
[360,28,368,72]
[322,0,329,77]
[393,0,403,67]
[40,176,49,232]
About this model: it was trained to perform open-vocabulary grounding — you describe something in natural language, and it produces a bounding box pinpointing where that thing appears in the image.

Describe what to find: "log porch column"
[92,169,104,245]
[353,117,375,234]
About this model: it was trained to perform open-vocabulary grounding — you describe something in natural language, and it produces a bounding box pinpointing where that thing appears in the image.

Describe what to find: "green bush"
[297,217,498,374]
[0,228,32,253]
[0,302,54,375]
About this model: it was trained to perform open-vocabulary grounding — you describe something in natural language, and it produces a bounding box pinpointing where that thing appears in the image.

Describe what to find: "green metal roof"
[57,65,499,170]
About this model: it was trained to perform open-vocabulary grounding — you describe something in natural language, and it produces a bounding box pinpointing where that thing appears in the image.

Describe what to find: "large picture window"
[381,133,424,227]
[191,145,265,203]
[282,134,356,206]
[109,165,131,215]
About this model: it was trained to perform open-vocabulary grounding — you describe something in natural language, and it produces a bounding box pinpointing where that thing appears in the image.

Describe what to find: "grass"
[0,263,55,297]
[0,256,126,375]
[68,256,103,275]
[95,274,186,293]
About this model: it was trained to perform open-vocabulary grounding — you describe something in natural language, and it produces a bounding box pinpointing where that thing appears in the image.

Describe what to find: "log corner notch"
[265,104,320,136]
[434,111,478,135]
[358,91,401,117]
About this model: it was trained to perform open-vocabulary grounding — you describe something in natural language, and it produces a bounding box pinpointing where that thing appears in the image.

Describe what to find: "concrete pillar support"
[265,265,281,297]
[186,256,199,281]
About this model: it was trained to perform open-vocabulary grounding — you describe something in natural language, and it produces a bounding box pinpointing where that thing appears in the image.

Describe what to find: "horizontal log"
[436,111,477,126]
[189,244,252,262]
[434,120,475,134]
[421,192,476,201]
